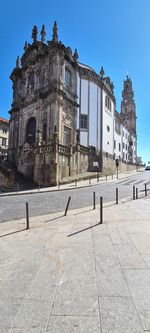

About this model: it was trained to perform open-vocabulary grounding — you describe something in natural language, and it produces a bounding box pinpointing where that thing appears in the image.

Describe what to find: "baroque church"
[8,22,137,186]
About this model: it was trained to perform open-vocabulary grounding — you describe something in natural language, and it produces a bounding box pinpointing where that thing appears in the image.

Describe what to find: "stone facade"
[8,22,79,185]
[0,164,15,187]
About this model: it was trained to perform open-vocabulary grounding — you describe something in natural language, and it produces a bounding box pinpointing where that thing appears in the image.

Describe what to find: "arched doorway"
[25,117,36,145]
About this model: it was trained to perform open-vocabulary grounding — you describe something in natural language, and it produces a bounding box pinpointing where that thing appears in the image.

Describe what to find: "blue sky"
[0,0,149,163]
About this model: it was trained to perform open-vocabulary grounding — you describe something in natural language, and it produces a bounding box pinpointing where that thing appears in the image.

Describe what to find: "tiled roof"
[0,117,9,125]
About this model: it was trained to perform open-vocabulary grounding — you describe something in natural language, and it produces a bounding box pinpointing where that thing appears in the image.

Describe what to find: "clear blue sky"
[0,0,149,163]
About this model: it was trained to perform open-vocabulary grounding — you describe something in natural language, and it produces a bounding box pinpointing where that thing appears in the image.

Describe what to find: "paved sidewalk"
[1,195,150,332]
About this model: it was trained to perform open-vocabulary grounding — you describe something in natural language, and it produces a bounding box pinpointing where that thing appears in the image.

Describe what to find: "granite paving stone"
[8,328,43,333]
[0,188,150,333]
[0,258,41,299]
[124,269,150,330]
[25,256,62,302]
[93,235,116,256]
[61,248,95,281]
[9,299,51,330]
[142,254,150,268]
[47,315,101,333]
[108,228,123,244]
[99,296,144,333]
[128,233,150,254]
[0,297,23,328]
[114,244,148,269]
[95,255,130,297]
[117,227,134,244]
[51,279,99,316]
[50,232,70,248]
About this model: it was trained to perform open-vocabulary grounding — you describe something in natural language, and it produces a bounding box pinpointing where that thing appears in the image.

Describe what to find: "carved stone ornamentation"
[100,66,105,78]
[52,21,58,43]
[41,24,46,43]
[9,21,78,186]
[73,49,78,62]
[31,26,38,43]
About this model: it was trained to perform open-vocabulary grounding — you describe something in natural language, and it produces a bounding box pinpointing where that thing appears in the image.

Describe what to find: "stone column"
[69,145,73,176]
[77,143,80,174]
[50,129,59,186]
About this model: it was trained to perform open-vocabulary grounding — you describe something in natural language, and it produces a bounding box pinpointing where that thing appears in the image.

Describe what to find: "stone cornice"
[10,86,78,111]
[78,66,115,102]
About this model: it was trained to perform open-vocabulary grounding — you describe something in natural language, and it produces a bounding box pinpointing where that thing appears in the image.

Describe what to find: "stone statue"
[41,25,46,43]
[100,66,105,78]
[73,49,78,62]
[31,26,38,43]
[76,129,80,143]
[52,21,58,43]
[16,56,20,68]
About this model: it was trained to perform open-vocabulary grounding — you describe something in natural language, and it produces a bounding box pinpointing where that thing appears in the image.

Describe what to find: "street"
[0,170,150,222]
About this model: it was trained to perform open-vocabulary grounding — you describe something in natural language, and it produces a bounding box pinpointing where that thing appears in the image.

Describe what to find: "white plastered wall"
[102,90,114,155]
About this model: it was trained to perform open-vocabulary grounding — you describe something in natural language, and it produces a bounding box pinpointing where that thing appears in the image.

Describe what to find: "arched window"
[26,117,36,145]
[42,123,47,142]
[105,95,111,113]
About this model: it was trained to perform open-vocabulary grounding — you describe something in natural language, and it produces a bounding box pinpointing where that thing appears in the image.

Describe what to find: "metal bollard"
[99,196,103,224]
[93,192,96,210]
[116,188,118,204]
[97,173,99,183]
[64,196,71,216]
[89,178,91,185]
[106,175,107,181]
[136,187,138,199]
[145,183,147,196]
[112,174,113,179]
[26,202,29,229]
[133,185,135,200]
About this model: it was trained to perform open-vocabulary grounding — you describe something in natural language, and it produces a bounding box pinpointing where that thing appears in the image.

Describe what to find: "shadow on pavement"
[73,208,92,216]
[0,228,26,238]
[44,215,64,223]
[67,222,100,237]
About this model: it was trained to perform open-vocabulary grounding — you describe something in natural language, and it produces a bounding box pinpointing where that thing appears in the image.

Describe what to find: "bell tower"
[121,75,136,135]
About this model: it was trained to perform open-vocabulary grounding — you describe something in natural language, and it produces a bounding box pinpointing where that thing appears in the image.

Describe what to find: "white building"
[77,63,137,165]
[0,117,9,159]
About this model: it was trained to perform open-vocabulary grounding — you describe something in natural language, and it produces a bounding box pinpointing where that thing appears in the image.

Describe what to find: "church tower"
[120,75,137,163]
[120,75,136,135]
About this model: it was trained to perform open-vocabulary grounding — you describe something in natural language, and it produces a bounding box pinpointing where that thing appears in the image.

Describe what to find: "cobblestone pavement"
[1,169,149,222]
[1,195,150,332]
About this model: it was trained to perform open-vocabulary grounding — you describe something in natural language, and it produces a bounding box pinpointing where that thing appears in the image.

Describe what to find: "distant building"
[136,156,143,165]
[0,117,9,159]
[8,22,137,185]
